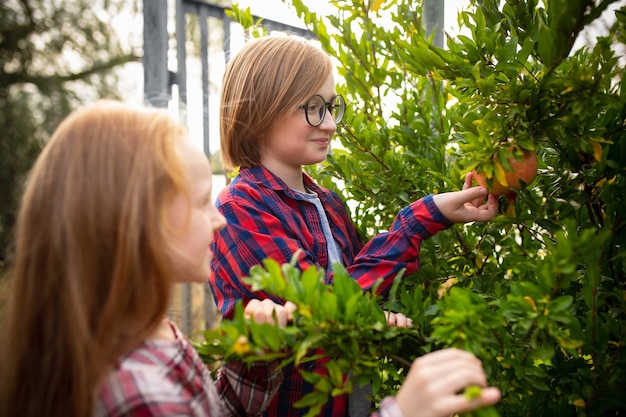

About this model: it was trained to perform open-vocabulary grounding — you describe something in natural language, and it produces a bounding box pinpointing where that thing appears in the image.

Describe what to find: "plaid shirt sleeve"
[350,193,452,292]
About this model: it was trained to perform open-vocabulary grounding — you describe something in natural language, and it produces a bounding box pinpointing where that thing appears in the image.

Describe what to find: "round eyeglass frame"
[298,94,346,127]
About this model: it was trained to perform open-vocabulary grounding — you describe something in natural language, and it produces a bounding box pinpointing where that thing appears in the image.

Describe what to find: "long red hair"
[0,101,188,417]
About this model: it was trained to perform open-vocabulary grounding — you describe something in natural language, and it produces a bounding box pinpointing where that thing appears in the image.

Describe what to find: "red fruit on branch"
[472,149,538,203]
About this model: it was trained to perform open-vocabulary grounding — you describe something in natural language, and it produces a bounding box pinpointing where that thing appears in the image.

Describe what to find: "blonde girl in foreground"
[0,100,292,417]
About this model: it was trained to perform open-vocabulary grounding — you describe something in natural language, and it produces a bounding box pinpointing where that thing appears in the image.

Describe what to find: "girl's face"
[168,138,226,283]
[260,73,338,174]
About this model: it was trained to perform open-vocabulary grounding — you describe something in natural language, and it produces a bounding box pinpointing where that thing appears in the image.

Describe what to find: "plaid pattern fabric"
[209,165,451,417]
[95,320,282,417]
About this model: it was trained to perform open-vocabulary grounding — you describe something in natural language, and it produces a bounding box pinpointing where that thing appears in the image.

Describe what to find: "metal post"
[143,0,169,107]
[424,0,445,47]
[175,0,193,336]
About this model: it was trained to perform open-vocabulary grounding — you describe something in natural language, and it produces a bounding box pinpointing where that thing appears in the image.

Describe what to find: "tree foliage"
[197,1,626,416]
[0,0,141,264]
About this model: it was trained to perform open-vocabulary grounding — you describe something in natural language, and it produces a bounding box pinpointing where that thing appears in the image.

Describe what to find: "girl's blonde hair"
[0,100,187,417]
[220,35,333,170]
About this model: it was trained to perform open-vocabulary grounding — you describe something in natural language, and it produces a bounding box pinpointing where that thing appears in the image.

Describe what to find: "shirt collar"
[240,165,321,198]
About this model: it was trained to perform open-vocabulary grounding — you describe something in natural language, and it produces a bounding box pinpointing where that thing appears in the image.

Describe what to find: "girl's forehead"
[178,139,211,178]
[314,73,337,97]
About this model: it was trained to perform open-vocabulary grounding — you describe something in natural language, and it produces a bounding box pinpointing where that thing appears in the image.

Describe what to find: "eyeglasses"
[298,94,346,127]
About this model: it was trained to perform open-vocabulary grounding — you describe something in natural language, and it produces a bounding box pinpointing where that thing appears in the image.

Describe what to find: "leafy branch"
[194,255,422,416]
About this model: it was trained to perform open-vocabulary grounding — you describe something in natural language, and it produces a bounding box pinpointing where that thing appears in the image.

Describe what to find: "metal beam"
[143,0,169,107]
[424,0,445,47]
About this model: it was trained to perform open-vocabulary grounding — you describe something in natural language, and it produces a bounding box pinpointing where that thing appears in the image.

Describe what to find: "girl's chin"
[303,152,330,165]
[172,264,211,284]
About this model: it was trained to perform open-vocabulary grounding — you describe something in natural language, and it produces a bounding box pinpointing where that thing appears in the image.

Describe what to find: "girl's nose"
[211,208,227,233]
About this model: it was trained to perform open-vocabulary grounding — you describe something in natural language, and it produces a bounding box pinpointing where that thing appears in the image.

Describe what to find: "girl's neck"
[261,161,305,192]
[149,317,177,341]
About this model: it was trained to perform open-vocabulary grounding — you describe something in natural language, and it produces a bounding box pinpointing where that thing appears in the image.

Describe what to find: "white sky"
[237,0,469,33]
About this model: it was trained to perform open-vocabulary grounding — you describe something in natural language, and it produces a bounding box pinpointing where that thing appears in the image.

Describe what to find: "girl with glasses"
[0,100,297,417]
[211,35,500,417]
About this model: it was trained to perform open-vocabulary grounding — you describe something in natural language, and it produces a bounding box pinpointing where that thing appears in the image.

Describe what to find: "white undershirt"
[297,188,343,271]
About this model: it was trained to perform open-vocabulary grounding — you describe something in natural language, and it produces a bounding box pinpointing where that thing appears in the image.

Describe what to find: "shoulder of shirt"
[102,342,208,397]
[96,358,182,414]
[218,167,290,205]
[105,358,175,388]
[217,176,270,207]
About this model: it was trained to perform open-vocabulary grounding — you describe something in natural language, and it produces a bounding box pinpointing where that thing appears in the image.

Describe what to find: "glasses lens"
[332,95,345,124]
[305,95,325,126]
[302,95,346,126]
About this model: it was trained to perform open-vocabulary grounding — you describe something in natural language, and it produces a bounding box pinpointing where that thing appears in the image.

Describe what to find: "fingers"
[473,193,499,221]
[440,387,501,415]
[395,348,501,417]
[384,310,413,328]
[462,172,473,191]
[459,186,489,204]
[414,347,478,365]
[465,173,499,215]
[244,299,295,327]
[413,353,488,395]
[284,301,297,315]
[465,191,499,223]
[432,186,498,223]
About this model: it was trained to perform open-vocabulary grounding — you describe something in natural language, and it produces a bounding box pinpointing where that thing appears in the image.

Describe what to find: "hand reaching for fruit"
[432,173,499,224]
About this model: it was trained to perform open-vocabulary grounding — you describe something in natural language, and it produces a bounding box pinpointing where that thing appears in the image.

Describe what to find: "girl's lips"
[311,138,330,146]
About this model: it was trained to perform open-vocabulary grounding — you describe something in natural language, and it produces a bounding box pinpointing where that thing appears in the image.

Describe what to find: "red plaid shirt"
[209,165,452,416]
[95,320,283,416]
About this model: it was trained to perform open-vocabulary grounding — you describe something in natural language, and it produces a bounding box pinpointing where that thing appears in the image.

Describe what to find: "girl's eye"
[201,192,212,207]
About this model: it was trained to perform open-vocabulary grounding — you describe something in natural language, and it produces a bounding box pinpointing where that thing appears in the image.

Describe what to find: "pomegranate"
[472,149,538,199]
